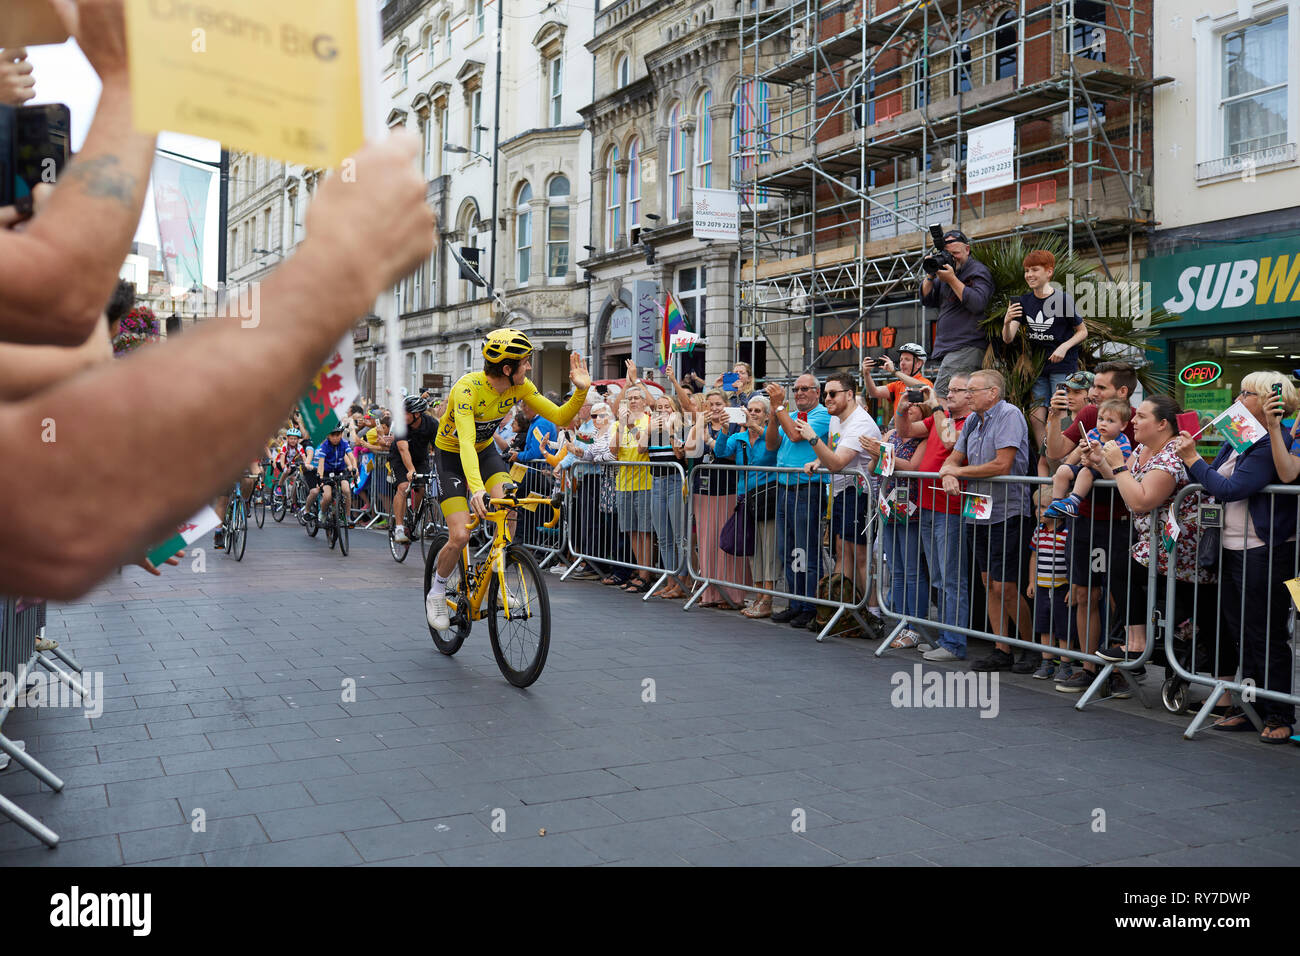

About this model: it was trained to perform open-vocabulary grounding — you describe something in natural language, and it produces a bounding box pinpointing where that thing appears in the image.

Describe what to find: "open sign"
[1179,361,1222,388]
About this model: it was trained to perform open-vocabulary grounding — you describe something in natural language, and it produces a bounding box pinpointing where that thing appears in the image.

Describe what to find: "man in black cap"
[920,229,995,398]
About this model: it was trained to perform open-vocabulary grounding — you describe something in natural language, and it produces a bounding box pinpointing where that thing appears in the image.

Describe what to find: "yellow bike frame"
[447,492,561,623]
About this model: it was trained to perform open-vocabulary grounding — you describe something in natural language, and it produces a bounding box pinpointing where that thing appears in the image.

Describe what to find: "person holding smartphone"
[862,344,933,425]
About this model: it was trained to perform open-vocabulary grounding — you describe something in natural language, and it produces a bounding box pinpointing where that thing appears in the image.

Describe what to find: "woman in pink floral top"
[1090,395,1218,660]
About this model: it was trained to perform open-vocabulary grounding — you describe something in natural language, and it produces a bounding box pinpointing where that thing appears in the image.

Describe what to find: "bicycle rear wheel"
[305,498,319,537]
[487,545,550,687]
[271,473,288,522]
[424,532,471,654]
[231,499,248,561]
[337,495,349,556]
[253,479,266,527]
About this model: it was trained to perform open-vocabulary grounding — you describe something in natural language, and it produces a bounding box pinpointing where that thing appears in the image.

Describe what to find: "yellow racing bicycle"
[423,483,562,687]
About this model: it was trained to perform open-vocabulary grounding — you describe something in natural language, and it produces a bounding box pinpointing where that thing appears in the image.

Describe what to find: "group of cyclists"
[209,328,594,636]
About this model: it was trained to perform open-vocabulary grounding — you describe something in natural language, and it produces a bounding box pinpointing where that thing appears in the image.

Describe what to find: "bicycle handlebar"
[464,489,563,532]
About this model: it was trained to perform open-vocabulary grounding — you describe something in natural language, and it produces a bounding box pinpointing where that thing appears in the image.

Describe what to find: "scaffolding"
[736,0,1160,378]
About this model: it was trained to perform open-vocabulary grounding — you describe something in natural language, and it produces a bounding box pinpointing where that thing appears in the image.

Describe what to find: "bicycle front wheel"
[231,500,248,561]
[337,496,349,556]
[271,474,288,522]
[253,481,267,528]
[389,495,412,562]
[487,545,550,688]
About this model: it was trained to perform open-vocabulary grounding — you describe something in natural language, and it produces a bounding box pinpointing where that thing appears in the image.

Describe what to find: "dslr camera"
[921,223,957,277]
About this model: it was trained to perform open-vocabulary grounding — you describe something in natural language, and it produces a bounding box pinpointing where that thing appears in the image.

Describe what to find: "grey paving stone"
[0,834,125,866]
[918,834,1090,866]
[607,757,739,789]
[687,801,838,842]
[228,755,355,789]
[180,783,314,820]
[119,815,269,864]
[701,771,837,806]
[340,743,463,774]
[679,833,846,867]
[500,769,636,805]
[304,768,438,805]
[160,744,280,775]
[345,814,499,861]
[467,797,624,840]
[257,797,401,842]
[204,832,365,866]
[569,816,728,861]
[436,832,605,866]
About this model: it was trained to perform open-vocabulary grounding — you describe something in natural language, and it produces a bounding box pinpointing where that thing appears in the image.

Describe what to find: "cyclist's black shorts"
[301,467,319,490]
[433,445,513,516]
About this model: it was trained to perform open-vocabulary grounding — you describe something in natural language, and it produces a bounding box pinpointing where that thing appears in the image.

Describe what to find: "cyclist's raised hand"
[470,489,488,519]
[569,351,591,390]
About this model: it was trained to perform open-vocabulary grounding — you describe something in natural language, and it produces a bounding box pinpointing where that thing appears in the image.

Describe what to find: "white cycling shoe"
[426,589,450,630]
[392,524,410,544]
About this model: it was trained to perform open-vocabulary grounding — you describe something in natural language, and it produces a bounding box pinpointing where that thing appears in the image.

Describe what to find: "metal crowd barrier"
[510,461,564,567]
[685,463,878,642]
[1,597,88,848]
[871,471,1160,711]
[1162,482,1300,740]
[561,459,687,596]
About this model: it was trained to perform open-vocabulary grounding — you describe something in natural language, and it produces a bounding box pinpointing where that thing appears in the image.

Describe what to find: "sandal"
[1211,712,1256,732]
[1260,716,1294,745]
[601,576,621,586]
[890,631,920,649]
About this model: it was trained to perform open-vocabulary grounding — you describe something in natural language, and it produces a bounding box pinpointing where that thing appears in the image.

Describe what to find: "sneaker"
[916,641,937,653]
[790,610,816,628]
[1055,660,1076,683]
[971,649,1015,672]
[1107,673,1133,700]
[425,589,450,631]
[771,607,801,623]
[213,531,225,551]
[923,647,962,662]
[1056,669,1095,693]
[1095,643,1129,663]
[1012,651,1041,675]
[1032,660,1058,680]
[548,565,568,576]
[392,525,410,544]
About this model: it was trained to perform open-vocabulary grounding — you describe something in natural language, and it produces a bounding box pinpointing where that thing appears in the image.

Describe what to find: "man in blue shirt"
[509,401,558,545]
[764,373,831,627]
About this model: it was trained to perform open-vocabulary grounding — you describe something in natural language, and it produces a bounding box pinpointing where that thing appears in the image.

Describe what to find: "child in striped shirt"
[1028,488,1074,681]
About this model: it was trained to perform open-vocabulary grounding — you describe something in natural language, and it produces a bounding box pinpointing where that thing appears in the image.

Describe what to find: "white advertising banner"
[692,188,741,241]
[966,117,1016,194]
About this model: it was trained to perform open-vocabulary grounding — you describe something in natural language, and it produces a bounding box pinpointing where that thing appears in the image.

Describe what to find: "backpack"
[813,573,870,638]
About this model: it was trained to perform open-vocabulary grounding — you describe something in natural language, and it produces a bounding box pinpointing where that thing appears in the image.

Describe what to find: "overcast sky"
[28,38,222,288]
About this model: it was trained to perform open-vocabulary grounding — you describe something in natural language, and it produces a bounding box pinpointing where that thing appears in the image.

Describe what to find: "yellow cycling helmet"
[482,328,534,363]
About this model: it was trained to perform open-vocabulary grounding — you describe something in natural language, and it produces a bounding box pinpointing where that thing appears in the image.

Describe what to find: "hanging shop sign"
[1178,361,1222,388]
[966,118,1016,194]
[692,188,740,241]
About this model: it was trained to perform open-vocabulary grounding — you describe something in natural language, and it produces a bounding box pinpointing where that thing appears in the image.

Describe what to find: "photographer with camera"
[920,227,994,399]
[861,343,933,431]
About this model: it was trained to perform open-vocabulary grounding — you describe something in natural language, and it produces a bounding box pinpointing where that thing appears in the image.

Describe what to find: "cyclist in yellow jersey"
[426,328,591,631]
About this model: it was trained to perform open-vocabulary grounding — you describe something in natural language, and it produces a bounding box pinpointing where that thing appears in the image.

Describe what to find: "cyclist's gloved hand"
[470,489,488,519]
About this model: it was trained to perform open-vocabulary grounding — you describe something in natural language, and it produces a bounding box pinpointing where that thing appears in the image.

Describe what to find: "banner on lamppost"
[632,280,660,370]
[966,118,1015,194]
[692,188,740,241]
[151,154,213,290]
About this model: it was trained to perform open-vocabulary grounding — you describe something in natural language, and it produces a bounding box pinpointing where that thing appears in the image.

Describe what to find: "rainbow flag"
[660,293,688,369]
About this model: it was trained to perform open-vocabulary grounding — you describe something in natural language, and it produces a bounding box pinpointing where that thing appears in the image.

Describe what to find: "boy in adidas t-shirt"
[1003,249,1088,464]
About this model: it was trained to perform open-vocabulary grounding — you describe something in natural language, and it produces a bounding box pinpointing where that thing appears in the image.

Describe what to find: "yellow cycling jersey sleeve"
[434,372,588,495]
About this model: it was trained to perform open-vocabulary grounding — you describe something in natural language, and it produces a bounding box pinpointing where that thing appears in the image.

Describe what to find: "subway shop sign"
[1143,236,1300,327]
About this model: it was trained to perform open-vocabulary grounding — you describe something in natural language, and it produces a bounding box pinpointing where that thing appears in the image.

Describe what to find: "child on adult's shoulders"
[1045,399,1132,518]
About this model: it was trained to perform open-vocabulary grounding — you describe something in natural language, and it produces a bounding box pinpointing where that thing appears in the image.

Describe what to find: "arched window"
[626,139,641,232]
[732,81,771,205]
[616,54,630,88]
[605,147,621,251]
[694,90,713,187]
[516,183,533,284]
[474,0,485,37]
[457,344,472,376]
[426,26,437,63]
[548,176,570,278]
[668,104,685,220]
[995,11,1018,80]
[423,349,434,374]
[952,28,972,94]
[399,46,409,87]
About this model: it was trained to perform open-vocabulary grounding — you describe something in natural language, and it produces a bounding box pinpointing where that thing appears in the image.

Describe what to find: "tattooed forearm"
[59,154,138,208]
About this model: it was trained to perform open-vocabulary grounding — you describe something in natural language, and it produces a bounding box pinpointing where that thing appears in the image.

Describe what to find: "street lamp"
[444,143,492,163]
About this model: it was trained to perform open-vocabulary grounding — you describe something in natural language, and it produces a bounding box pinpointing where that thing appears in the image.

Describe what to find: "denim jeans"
[919,508,969,655]
[649,471,685,577]
[883,519,930,624]
[776,482,824,614]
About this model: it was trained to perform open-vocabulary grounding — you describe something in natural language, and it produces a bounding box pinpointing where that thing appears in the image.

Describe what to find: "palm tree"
[972,233,1178,412]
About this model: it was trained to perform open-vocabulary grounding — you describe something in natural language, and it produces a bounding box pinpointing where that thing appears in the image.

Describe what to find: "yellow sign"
[1286,577,1300,612]
[125,0,364,167]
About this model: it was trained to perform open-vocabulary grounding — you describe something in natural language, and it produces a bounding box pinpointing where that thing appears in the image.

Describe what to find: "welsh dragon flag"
[146,507,221,567]
[297,334,360,445]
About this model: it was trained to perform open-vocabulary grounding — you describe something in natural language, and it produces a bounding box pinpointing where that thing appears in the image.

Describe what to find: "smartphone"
[1176,411,1200,436]
[797,411,808,423]
[863,357,877,367]
[0,103,71,209]
[906,388,924,403]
